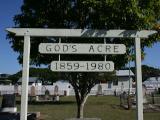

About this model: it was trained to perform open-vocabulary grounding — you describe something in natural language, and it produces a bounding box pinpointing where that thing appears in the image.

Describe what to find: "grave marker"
[0,94,17,113]
[30,86,36,96]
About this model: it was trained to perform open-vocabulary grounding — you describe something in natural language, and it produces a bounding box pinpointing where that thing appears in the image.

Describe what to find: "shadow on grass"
[110,104,126,110]
[16,100,76,105]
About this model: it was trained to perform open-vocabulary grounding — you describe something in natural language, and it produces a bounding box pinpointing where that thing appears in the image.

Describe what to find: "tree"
[9,68,58,84]
[7,0,160,118]
[130,65,160,82]
[29,68,58,84]
[8,72,21,84]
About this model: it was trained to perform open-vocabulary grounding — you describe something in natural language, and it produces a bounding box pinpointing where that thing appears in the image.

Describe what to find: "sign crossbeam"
[6,28,157,38]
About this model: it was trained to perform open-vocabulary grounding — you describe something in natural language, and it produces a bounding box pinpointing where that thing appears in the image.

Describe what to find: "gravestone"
[14,84,19,95]
[54,85,59,96]
[41,86,46,95]
[121,82,124,92]
[29,86,36,101]
[97,84,103,95]
[45,90,50,100]
[142,85,147,103]
[30,86,36,96]
[0,94,17,113]
[40,86,47,100]
[53,85,59,102]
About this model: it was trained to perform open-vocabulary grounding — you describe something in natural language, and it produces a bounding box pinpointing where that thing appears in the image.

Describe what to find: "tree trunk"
[77,102,84,118]
[76,95,89,118]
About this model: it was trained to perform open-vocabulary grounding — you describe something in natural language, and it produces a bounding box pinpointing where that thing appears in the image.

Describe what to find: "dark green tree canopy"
[9,68,58,84]
[8,0,160,67]
[130,65,160,82]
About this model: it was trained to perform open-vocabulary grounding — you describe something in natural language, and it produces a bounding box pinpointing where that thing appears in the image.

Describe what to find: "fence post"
[152,93,155,104]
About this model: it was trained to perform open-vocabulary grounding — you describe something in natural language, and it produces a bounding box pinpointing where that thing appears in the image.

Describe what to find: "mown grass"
[1,96,160,120]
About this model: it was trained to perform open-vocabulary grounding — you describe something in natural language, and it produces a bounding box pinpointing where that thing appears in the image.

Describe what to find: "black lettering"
[105,45,111,53]
[54,45,60,52]
[114,45,119,53]
[89,45,94,52]
[105,63,111,70]
[46,45,52,52]
[63,45,69,52]
[97,45,102,52]
[72,45,77,52]
[60,63,65,69]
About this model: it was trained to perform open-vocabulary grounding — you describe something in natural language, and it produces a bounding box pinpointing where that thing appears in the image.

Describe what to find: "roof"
[143,77,160,84]
[55,80,69,83]
[18,77,41,83]
[116,70,134,76]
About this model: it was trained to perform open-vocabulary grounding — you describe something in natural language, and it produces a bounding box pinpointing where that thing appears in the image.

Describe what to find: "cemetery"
[0,95,160,120]
[0,75,160,120]
[1,0,160,119]
[0,28,157,120]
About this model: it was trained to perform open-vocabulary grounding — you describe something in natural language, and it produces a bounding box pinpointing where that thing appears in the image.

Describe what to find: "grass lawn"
[1,96,160,120]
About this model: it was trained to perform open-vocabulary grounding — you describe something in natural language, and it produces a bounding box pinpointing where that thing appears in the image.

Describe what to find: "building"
[109,70,134,90]
[52,70,135,96]
[143,77,160,89]
[90,70,135,95]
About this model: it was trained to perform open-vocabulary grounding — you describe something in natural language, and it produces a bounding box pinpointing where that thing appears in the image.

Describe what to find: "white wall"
[0,85,14,95]
[0,77,134,96]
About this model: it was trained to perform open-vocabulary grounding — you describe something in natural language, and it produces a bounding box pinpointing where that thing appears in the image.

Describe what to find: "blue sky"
[0,0,23,74]
[0,0,160,74]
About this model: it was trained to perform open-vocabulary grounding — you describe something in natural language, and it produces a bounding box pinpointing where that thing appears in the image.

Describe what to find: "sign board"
[51,61,114,72]
[39,43,126,54]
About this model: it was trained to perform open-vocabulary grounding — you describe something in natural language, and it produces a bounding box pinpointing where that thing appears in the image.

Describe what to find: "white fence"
[0,85,15,95]
[0,85,66,96]
[0,85,156,96]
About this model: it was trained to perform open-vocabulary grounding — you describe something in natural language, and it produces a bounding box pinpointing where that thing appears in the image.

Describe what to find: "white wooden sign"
[51,61,114,72]
[39,43,126,54]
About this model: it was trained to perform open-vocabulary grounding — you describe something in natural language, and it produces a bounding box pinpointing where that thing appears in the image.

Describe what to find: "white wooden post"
[20,35,30,120]
[135,37,143,120]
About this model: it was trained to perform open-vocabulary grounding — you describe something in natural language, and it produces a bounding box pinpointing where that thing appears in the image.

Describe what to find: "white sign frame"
[6,28,157,120]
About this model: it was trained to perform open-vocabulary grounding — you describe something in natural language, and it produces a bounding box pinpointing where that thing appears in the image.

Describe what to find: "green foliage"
[29,67,58,84]
[9,68,58,84]
[8,71,22,84]
[141,65,160,81]
[7,0,160,66]
[0,80,12,85]
[130,65,160,82]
